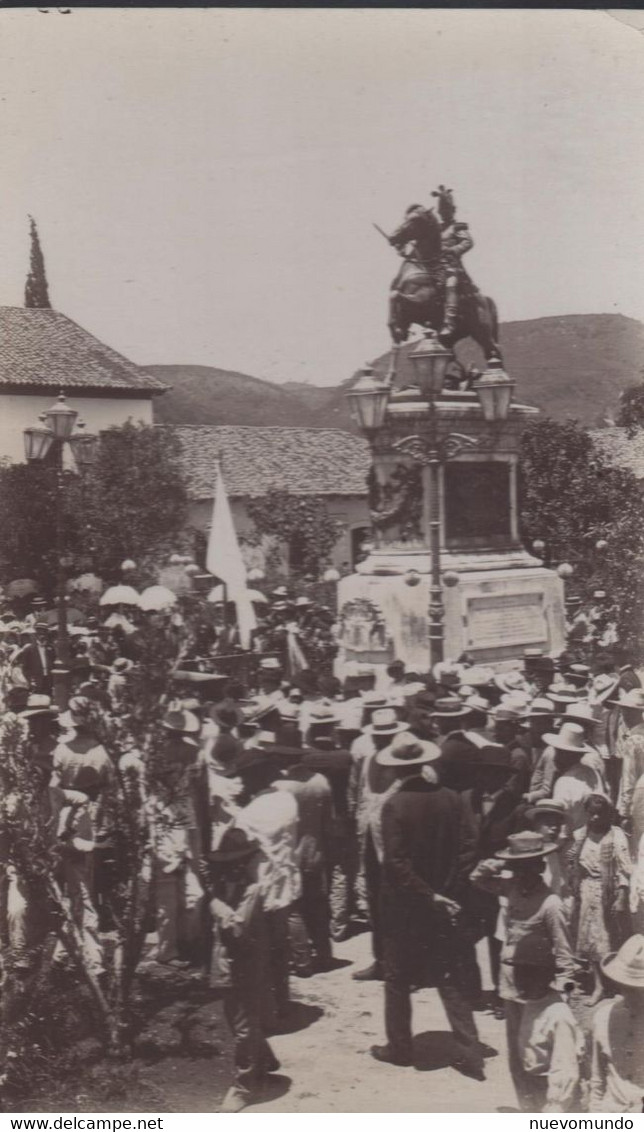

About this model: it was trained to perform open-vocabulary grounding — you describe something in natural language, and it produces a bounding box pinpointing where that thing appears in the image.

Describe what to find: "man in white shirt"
[543,723,604,833]
[230,749,301,1030]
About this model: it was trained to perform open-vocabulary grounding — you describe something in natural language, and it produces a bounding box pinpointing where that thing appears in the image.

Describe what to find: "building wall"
[0,393,153,462]
[187,493,370,574]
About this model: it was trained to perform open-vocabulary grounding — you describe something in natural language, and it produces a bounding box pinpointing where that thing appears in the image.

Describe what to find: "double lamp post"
[23,392,99,708]
[347,332,515,667]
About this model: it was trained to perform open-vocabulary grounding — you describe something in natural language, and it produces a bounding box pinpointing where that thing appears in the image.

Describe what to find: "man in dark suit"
[17,622,56,695]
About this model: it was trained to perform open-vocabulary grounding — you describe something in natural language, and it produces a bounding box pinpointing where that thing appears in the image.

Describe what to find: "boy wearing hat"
[208,826,280,1113]
[471,831,575,1108]
[509,936,582,1112]
[590,934,644,1111]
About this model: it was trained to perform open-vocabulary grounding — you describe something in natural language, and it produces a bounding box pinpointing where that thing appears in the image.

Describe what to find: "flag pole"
[216,450,228,641]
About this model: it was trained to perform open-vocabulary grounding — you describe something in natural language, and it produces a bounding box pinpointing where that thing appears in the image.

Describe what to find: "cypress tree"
[24,215,52,308]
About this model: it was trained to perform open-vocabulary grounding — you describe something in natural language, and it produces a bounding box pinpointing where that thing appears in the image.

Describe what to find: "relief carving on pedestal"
[367,463,423,542]
[339,597,390,651]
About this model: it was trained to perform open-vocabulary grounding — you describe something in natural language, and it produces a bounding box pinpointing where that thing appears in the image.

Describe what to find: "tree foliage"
[0,423,189,593]
[244,490,343,578]
[24,217,51,310]
[519,418,644,661]
[615,376,644,437]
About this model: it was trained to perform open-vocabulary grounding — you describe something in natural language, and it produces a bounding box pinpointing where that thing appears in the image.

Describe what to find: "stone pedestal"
[334,387,566,679]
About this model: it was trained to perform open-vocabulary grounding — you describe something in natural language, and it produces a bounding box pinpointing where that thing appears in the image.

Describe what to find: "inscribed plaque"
[466,592,547,650]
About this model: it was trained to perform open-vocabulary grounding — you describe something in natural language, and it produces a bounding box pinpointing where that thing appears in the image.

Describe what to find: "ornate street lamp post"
[23,392,98,708]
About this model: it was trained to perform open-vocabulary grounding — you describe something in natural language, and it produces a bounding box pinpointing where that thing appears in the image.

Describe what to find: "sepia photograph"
[1,5,644,1117]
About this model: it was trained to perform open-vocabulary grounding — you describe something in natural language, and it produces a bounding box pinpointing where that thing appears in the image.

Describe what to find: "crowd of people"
[2,590,644,1114]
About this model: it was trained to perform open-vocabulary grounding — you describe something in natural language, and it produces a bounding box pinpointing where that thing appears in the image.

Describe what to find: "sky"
[1,8,644,386]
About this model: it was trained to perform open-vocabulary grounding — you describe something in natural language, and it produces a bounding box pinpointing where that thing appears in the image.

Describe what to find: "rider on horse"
[435,186,476,339]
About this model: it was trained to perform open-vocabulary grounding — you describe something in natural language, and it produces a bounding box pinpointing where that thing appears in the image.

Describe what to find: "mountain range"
[149,314,644,431]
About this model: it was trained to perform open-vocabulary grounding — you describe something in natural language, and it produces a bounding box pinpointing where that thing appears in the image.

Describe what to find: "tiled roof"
[0,308,169,394]
[166,424,371,500]
[591,427,644,480]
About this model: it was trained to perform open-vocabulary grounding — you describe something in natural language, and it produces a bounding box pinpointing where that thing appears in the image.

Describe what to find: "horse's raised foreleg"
[388,290,408,346]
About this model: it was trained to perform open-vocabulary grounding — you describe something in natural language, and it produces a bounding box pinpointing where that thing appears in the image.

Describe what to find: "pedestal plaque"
[465,592,547,651]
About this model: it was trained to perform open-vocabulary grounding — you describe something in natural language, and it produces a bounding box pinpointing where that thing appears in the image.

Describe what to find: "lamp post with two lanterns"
[23,392,98,707]
[347,332,516,667]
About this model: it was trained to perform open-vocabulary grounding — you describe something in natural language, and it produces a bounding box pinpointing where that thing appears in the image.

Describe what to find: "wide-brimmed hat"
[547,683,585,706]
[494,670,530,695]
[601,935,644,989]
[20,693,59,719]
[464,694,490,715]
[365,707,408,736]
[259,657,282,672]
[433,661,464,688]
[496,831,558,861]
[295,596,312,607]
[361,692,390,709]
[307,702,340,727]
[591,673,620,704]
[563,701,597,726]
[610,688,644,711]
[564,663,592,688]
[460,665,495,688]
[278,701,301,722]
[526,798,567,824]
[525,697,556,718]
[492,704,527,723]
[542,721,590,755]
[376,731,441,767]
[210,826,260,863]
[162,706,201,734]
[111,657,134,675]
[271,587,289,599]
[431,697,471,720]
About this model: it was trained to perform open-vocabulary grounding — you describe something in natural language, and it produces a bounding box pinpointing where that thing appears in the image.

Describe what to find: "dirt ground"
[140,933,518,1114]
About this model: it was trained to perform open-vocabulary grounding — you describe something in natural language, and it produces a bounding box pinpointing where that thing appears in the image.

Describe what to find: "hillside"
[150,364,319,427]
[149,315,644,430]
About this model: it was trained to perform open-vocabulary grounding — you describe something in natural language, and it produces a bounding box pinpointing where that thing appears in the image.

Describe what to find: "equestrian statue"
[382,186,501,363]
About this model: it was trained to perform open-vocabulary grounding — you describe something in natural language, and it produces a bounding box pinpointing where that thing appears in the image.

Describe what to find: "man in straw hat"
[547,722,604,833]
[471,831,575,1106]
[228,748,300,1030]
[590,934,644,1111]
[372,734,486,1079]
[207,826,281,1113]
[350,709,410,979]
[613,689,644,827]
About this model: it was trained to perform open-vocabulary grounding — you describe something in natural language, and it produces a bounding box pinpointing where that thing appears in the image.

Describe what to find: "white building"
[0,307,169,460]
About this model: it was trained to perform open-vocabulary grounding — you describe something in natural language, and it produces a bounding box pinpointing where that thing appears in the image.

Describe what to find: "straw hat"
[376,732,441,767]
[431,697,471,720]
[20,693,59,719]
[459,665,495,688]
[591,673,620,704]
[611,688,644,711]
[496,831,558,861]
[525,697,556,718]
[563,701,598,726]
[307,702,340,727]
[464,694,490,715]
[494,669,530,695]
[162,705,201,734]
[433,661,464,688]
[601,935,644,989]
[542,721,590,754]
[365,708,409,736]
[525,798,567,824]
[547,684,585,706]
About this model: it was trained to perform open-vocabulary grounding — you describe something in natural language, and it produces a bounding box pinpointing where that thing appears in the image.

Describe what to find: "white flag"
[206,461,257,650]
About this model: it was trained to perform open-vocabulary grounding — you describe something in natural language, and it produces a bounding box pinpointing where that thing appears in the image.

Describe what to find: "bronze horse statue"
[387,205,501,362]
